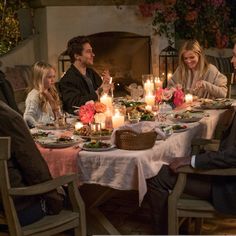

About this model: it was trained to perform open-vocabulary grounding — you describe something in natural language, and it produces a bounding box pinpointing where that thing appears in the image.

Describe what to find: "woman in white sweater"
[168,40,227,98]
[24,61,61,127]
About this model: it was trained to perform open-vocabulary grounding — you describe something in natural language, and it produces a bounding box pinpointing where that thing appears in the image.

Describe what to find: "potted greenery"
[139,0,235,48]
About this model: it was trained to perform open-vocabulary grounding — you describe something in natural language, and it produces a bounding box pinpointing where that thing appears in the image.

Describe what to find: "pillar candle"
[145,93,155,106]
[100,93,113,109]
[144,79,154,93]
[112,109,125,129]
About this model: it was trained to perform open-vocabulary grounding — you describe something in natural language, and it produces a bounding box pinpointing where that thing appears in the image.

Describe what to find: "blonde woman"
[24,61,61,128]
[168,39,227,98]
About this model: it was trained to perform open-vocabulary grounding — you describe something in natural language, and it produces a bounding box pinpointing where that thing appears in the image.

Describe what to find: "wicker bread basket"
[115,129,157,150]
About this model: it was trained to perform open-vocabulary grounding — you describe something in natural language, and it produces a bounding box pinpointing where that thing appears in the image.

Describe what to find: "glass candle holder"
[142,74,154,95]
[90,123,101,138]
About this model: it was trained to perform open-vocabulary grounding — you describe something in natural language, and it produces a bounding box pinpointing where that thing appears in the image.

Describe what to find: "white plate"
[36,124,71,130]
[167,114,204,123]
[79,135,112,140]
[80,143,116,152]
[38,138,79,148]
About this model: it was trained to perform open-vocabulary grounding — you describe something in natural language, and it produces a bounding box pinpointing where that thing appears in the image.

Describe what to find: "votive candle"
[185,93,193,103]
[75,122,83,131]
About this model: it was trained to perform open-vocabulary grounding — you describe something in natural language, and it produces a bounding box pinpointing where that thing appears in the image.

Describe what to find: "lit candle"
[144,79,154,93]
[167,73,172,80]
[145,92,155,106]
[101,122,106,129]
[75,122,83,131]
[185,93,193,103]
[154,77,163,89]
[145,105,152,111]
[100,93,113,109]
[112,109,125,129]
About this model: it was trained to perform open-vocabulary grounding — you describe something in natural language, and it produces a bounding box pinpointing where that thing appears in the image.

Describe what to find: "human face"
[231,44,236,70]
[77,42,95,66]
[43,68,56,89]
[182,50,199,70]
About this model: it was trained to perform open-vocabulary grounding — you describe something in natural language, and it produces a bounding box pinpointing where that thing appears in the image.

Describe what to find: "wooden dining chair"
[168,138,236,235]
[0,137,86,236]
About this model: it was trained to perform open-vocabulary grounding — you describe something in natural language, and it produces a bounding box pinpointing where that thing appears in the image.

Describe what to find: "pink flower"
[79,103,95,124]
[173,89,185,107]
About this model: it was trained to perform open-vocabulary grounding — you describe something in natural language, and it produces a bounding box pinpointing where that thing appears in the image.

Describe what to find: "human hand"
[195,80,204,90]
[169,156,191,173]
[102,83,113,94]
[101,69,111,83]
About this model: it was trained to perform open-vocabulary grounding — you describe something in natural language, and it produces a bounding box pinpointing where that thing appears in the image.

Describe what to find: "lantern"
[159,45,178,88]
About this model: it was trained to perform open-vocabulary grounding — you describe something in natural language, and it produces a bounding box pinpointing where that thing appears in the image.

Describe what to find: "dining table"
[35,103,235,235]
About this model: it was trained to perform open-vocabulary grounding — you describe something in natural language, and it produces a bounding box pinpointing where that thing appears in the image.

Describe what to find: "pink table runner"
[36,143,80,178]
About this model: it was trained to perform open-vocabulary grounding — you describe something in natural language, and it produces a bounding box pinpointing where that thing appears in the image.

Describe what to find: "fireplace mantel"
[30,0,142,8]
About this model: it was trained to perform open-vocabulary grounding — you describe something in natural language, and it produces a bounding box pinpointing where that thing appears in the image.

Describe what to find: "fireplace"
[59,32,151,97]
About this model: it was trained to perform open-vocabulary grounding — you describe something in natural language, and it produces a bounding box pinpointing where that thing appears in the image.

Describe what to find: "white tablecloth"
[77,109,229,205]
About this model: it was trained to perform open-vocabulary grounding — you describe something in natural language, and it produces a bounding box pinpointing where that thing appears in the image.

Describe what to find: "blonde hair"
[177,39,208,85]
[31,61,60,112]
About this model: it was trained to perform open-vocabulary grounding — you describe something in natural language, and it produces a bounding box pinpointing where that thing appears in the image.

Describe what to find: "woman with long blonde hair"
[24,61,61,127]
[168,39,227,98]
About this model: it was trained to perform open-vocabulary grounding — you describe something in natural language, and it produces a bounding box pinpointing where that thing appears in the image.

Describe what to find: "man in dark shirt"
[58,36,111,114]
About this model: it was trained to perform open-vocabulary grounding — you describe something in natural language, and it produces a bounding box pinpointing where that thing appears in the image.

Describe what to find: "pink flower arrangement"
[156,86,184,107]
[77,101,106,124]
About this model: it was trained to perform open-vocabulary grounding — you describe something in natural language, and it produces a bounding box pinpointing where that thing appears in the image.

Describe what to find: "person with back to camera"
[0,101,64,228]
[168,39,227,98]
[58,36,112,114]
[0,70,22,114]
[24,61,62,128]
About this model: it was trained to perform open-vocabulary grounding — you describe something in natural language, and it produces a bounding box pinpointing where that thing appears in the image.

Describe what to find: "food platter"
[79,135,112,140]
[37,137,80,148]
[200,99,232,109]
[74,128,113,140]
[168,111,204,123]
[172,124,189,133]
[80,141,115,152]
[37,123,71,130]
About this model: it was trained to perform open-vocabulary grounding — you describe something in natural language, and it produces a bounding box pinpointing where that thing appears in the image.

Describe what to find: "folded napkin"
[111,121,167,145]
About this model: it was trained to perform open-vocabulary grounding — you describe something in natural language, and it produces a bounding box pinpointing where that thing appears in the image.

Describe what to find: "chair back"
[0,137,22,235]
[0,137,86,236]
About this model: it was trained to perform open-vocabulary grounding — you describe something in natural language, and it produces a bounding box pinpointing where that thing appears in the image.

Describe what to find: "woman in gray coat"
[168,39,227,98]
